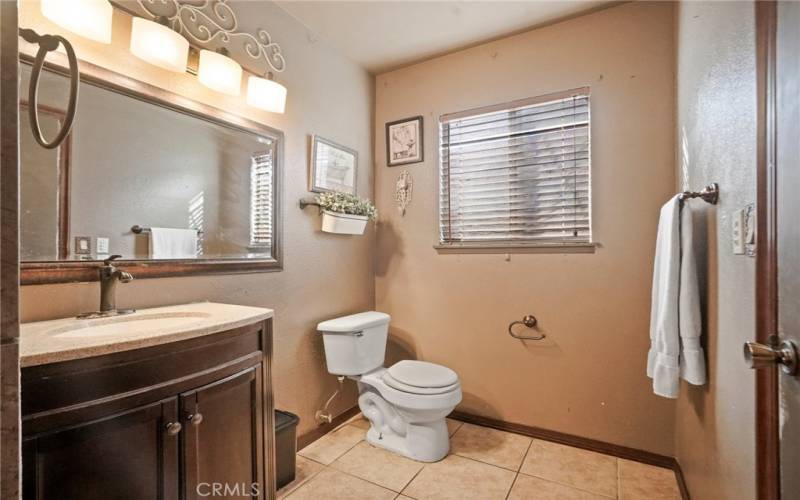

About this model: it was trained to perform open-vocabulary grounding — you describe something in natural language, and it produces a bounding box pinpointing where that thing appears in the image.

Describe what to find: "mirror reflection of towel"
[148,227,197,259]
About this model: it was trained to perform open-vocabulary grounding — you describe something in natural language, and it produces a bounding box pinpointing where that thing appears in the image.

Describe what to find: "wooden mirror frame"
[19,53,283,285]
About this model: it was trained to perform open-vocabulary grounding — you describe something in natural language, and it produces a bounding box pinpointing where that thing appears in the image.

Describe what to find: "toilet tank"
[317,312,390,376]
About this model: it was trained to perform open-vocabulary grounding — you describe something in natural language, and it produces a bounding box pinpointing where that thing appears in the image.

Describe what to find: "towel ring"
[508,315,546,341]
[20,28,79,150]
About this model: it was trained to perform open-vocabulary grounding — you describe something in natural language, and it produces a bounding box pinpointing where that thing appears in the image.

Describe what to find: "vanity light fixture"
[246,73,287,114]
[197,48,242,96]
[129,17,189,73]
[41,0,113,44]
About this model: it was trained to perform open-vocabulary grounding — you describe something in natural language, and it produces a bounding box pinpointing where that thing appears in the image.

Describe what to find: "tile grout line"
[516,469,617,499]
[276,462,326,499]
[504,439,534,500]
[397,458,429,499]
[332,466,401,495]
[298,423,365,466]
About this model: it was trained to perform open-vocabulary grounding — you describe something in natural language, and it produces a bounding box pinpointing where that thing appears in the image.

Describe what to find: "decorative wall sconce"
[129,16,189,73]
[41,0,113,44]
[246,74,287,114]
[197,48,243,96]
[125,0,287,112]
[395,170,413,216]
[37,0,289,113]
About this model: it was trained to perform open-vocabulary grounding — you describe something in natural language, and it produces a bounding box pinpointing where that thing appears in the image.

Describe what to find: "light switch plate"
[732,208,745,255]
[96,237,109,254]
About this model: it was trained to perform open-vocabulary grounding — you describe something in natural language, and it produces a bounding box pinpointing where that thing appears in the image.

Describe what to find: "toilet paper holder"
[508,315,546,341]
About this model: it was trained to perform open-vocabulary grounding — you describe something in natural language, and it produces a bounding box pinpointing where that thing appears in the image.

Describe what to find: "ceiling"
[275,1,612,74]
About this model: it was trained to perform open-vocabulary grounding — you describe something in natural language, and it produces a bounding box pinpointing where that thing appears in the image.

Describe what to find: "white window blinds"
[249,150,274,249]
[439,88,591,246]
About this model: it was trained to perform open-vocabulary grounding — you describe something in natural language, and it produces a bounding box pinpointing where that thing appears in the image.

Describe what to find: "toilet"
[317,311,461,462]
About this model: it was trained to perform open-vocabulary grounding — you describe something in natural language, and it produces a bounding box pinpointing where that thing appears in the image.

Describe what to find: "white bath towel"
[148,227,198,259]
[647,195,706,398]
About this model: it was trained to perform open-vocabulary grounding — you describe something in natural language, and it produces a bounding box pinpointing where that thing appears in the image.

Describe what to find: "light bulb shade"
[246,76,287,113]
[197,50,242,96]
[41,0,113,44]
[130,18,189,73]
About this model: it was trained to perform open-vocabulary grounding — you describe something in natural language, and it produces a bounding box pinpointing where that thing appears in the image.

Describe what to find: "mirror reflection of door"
[19,102,70,261]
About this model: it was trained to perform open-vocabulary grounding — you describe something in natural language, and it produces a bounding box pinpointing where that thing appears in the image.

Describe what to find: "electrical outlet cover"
[96,237,109,254]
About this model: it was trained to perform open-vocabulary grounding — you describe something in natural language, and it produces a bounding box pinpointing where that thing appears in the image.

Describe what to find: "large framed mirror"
[19,55,283,285]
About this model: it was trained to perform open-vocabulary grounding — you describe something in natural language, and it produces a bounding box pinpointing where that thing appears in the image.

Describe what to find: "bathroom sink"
[50,311,212,339]
[20,302,274,367]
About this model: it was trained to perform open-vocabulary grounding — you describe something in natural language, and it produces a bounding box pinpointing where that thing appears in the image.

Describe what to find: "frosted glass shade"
[41,0,113,44]
[197,50,242,96]
[246,76,287,113]
[129,18,189,73]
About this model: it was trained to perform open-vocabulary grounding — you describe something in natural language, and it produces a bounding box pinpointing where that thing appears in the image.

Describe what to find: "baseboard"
[449,411,690,500]
[296,405,360,451]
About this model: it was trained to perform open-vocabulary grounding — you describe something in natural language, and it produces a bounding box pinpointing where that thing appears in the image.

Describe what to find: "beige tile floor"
[279,414,682,500]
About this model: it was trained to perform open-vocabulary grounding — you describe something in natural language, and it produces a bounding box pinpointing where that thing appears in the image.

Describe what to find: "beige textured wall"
[374,2,677,455]
[18,0,374,439]
[674,2,756,498]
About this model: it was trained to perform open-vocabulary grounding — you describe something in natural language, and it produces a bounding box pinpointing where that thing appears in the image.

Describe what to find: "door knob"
[744,340,798,375]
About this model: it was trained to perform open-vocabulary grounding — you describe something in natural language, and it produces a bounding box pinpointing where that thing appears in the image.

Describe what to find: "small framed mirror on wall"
[19,55,283,285]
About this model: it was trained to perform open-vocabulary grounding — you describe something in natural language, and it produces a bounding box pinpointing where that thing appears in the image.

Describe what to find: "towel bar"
[679,183,719,205]
[131,225,203,235]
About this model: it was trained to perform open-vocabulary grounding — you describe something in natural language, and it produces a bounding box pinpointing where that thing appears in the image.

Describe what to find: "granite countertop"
[20,302,274,367]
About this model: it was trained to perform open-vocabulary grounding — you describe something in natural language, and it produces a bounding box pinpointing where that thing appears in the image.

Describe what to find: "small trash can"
[275,409,300,489]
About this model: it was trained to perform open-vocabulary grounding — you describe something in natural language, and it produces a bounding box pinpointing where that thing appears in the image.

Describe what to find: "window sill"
[433,242,598,255]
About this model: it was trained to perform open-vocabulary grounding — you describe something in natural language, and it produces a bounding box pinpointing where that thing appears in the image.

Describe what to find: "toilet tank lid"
[317,311,391,333]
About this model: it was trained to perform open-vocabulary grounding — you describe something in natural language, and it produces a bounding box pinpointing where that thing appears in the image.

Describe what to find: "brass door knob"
[744,340,798,375]
[165,421,183,436]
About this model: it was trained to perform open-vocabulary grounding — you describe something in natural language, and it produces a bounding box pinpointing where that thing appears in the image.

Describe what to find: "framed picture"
[74,236,91,255]
[386,116,423,166]
[309,135,358,194]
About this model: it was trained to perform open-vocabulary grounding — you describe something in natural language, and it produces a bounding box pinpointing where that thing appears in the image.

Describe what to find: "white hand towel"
[148,227,198,259]
[647,195,706,398]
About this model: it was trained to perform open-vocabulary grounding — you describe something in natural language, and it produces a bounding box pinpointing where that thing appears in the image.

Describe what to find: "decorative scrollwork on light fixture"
[132,0,285,74]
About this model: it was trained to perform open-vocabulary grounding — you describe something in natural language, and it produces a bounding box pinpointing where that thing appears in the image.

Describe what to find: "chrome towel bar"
[508,315,546,341]
[679,183,719,205]
[131,225,203,235]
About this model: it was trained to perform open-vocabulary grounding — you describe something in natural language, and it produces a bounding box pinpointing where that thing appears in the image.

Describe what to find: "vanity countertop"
[20,302,274,367]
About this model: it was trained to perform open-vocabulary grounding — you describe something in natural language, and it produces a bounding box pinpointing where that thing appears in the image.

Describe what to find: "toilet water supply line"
[315,376,345,424]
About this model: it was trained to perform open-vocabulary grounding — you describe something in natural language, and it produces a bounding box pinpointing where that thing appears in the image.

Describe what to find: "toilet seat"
[383,360,460,395]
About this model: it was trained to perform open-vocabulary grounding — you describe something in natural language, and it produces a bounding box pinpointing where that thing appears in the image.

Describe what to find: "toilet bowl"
[317,312,462,462]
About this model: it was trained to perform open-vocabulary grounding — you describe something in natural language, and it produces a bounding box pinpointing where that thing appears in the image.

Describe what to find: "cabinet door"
[180,366,264,500]
[23,397,180,500]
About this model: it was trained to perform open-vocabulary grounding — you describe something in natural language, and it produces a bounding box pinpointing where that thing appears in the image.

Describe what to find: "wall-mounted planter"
[321,210,368,235]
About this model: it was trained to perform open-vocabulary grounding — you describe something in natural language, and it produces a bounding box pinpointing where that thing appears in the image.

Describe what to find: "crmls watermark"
[196,482,261,497]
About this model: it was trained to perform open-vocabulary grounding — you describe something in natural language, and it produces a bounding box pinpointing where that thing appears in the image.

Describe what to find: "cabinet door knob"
[165,421,182,436]
[187,413,204,426]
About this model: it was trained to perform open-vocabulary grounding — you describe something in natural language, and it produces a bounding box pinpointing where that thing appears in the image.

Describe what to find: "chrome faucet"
[77,255,135,319]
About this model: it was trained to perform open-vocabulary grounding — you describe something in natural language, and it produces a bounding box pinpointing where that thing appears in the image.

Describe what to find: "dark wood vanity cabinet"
[21,319,274,500]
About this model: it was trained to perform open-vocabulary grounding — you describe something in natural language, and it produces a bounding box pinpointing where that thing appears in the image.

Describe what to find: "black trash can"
[275,409,300,489]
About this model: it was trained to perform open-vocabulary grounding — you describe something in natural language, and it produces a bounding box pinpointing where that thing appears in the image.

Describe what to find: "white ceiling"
[275,1,612,73]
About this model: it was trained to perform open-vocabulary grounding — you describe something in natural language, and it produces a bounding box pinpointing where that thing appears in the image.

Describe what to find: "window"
[438,87,591,247]
[249,150,274,250]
